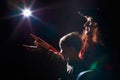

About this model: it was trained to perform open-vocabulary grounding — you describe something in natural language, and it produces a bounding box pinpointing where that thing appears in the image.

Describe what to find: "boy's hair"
[59,32,82,53]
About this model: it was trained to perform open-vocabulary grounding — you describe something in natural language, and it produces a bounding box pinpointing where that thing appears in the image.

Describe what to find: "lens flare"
[22,8,32,17]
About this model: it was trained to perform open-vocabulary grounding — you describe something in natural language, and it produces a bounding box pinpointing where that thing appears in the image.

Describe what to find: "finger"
[22,44,37,48]
[22,44,30,47]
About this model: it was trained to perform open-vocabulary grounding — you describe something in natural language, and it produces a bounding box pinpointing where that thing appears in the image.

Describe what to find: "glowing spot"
[22,9,32,17]
[89,61,98,70]
[67,62,73,74]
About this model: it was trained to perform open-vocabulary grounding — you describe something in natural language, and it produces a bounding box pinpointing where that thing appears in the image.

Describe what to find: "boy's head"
[59,32,82,60]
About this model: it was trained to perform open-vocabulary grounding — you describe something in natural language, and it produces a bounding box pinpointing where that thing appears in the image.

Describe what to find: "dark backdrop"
[0,0,119,80]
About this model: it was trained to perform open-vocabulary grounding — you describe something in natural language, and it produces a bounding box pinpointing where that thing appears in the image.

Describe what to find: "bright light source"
[22,9,32,17]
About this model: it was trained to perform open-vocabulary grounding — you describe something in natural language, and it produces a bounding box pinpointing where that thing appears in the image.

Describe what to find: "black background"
[0,0,119,79]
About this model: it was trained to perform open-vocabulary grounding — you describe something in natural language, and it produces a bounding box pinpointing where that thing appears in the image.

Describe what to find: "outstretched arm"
[23,34,59,53]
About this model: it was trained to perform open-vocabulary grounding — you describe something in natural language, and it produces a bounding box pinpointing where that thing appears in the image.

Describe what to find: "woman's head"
[59,32,82,60]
